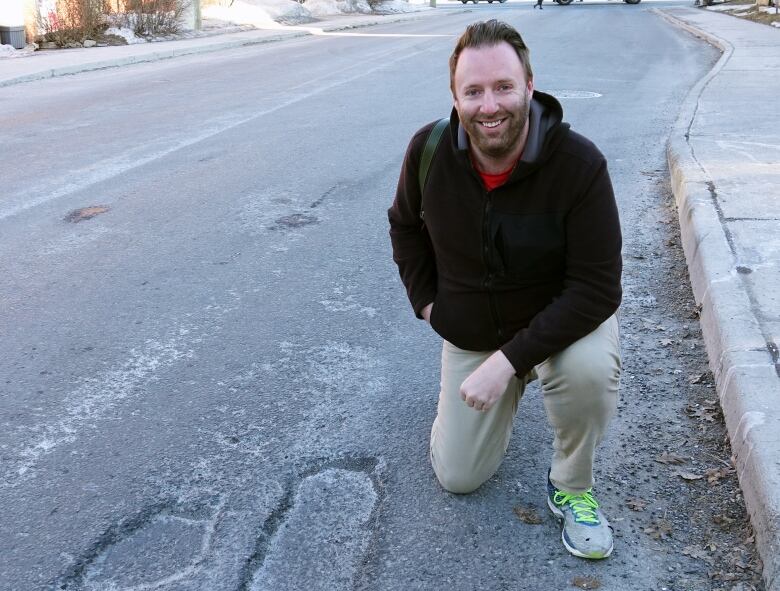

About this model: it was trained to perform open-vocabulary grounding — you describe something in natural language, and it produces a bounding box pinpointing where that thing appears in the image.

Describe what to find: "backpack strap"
[418,117,449,221]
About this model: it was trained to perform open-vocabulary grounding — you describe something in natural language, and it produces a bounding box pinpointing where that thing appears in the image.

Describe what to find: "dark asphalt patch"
[64,206,110,223]
[273,213,318,229]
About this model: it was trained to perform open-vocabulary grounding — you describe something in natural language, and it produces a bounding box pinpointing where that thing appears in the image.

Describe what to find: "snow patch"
[104,26,146,44]
[202,0,421,25]
[202,0,314,26]
[305,0,372,16]
[373,0,431,12]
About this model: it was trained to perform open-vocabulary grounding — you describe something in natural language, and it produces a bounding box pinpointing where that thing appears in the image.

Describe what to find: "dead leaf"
[655,451,686,465]
[689,373,706,384]
[513,505,543,525]
[685,403,720,423]
[626,497,648,512]
[712,514,735,527]
[660,338,674,346]
[571,576,601,589]
[679,471,705,481]
[681,545,713,563]
[644,519,673,540]
[705,466,735,484]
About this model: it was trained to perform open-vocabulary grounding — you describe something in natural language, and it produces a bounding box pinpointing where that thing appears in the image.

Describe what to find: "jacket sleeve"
[388,133,438,319]
[500,157,622,375]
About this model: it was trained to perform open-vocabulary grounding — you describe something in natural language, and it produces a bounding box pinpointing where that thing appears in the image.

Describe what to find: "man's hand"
[421,303,433,323]
[459,350,516,412]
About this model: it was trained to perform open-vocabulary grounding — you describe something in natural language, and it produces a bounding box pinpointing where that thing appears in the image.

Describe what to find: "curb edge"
[658,9,780,590]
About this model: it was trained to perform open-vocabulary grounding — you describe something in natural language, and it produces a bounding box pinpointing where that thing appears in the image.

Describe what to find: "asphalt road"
[0,4,762,590]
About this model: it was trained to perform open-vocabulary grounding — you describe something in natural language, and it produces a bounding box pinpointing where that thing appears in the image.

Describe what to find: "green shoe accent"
[547,475,613,559]
[551,489,601,524]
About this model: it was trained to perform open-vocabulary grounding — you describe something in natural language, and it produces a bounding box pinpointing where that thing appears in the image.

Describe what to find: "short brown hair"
[449,20,533,94]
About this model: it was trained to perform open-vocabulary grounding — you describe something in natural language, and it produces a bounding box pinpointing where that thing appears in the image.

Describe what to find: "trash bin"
[0,26,26,49]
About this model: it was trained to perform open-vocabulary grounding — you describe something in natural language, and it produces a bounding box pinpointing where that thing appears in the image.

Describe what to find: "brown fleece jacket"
[388,91,622,377]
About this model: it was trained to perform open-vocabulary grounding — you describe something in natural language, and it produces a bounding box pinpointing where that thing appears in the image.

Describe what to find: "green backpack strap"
[418,117,449,221]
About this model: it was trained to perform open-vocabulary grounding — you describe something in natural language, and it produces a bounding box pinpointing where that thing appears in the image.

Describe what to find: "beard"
[460,94,531,160]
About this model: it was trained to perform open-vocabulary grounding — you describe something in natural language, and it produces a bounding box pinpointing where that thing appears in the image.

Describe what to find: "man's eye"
[498,84,513,92]
[464,89,480,97]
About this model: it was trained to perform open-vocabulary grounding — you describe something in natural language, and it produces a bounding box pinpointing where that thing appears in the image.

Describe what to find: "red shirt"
[477,161,518,191]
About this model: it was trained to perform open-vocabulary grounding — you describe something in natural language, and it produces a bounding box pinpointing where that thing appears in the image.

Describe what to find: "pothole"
[246,467,378,591]
[57,499,223,591]
[273,213,318,229]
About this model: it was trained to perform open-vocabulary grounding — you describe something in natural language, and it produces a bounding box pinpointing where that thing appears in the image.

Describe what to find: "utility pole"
[183,0,201,31]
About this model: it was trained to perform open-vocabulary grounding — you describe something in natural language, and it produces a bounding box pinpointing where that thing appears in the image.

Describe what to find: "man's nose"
[480,91,499,115]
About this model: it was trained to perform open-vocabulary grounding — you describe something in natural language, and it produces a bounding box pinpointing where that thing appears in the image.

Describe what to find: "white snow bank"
[305,0,372,16]
[203,0,421,25]
[705,3,750,11]
[203,0,314,26]
[373,0,430,13]
[104,26,146,44]
[0,44,15,57]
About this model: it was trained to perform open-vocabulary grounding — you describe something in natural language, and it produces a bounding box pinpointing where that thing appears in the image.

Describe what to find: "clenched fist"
[459,350,516,412]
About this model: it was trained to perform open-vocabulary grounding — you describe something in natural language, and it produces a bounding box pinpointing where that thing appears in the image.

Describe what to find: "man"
[388,20,622,560]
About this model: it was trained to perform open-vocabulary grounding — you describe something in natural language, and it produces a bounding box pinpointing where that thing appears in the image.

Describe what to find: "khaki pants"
[430,315,621,495]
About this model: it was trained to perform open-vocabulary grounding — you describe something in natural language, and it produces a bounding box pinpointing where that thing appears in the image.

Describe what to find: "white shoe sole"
[547,496,613,559]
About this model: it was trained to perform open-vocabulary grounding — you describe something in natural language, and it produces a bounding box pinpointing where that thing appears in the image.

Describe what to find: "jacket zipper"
[481,191,505,344]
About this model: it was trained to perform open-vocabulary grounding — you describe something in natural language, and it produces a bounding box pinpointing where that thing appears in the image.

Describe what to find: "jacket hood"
[449,90,569,174]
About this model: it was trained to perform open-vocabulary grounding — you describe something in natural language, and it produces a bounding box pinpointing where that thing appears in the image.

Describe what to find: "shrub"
[38,0,108,45]
[117,0,191,37]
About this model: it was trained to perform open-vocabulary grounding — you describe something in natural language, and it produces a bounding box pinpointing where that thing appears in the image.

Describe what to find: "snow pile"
[0,43,39,57]
[203,0,315,26]
[705,3,745,11]
[373,0,431,13]
[104,26,146,44]
[305,0,372,16]
[203,0,422,25]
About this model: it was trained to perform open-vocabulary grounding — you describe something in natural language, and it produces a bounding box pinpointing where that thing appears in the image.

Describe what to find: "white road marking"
[2,338,192,486]
[0,44,436,222]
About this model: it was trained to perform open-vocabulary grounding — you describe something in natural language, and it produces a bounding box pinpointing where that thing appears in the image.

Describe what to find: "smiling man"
[388,20,623,559]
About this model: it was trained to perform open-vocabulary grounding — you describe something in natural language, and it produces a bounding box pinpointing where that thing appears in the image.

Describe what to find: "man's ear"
[527,78,534,99]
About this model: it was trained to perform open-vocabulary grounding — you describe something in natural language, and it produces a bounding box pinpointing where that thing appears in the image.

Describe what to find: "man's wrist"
[492,350,516,379]
[421,302,434,323]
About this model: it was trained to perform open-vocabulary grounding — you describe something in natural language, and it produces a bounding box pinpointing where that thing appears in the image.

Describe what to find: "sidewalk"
[658,7,780,590]
[0,9,435,88]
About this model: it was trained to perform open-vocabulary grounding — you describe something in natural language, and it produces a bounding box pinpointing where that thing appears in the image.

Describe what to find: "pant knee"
[434,466,484,494]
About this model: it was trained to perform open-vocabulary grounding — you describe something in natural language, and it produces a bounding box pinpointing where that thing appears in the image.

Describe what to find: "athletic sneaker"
[547,474,614,559]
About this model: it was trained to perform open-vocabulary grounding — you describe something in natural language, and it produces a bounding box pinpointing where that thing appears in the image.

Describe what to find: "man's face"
[452,42,534,161]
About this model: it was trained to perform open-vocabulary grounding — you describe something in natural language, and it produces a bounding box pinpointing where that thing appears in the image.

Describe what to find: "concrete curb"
[657,9,780,590]
[0,10,438,88]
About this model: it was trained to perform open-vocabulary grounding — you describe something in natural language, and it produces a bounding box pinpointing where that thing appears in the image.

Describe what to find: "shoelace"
[553,490,600,524]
